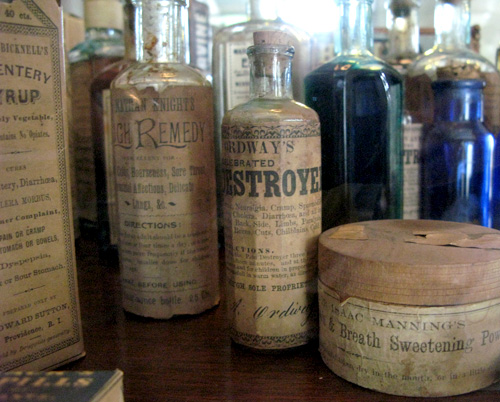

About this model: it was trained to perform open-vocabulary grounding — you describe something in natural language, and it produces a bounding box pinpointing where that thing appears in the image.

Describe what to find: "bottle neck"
[133,0,188,63]
[335,0,374,56]
[248,45,294,99]
[386,0,420,61]
[123,1,136,60]
[433,80,484,122]
[434,0,470,50]
[248,0,279,21]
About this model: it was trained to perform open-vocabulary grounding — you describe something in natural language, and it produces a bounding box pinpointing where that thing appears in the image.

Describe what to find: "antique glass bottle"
[69,0,125,237]
[305,0,403,230]
[110,0,219,318]
[384,0,421,74]
[421,80,495,227]
[222,31,321,350]
[212,0,312,239]
[90,1,135,261]
[385,0,422,219]
[405,0,500,135]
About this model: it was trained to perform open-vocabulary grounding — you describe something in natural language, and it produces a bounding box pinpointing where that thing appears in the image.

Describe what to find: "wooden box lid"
[319,220,500,306]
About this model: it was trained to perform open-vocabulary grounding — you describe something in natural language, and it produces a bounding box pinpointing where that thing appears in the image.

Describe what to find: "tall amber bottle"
[110,0,219,318]
[222,31,321,350]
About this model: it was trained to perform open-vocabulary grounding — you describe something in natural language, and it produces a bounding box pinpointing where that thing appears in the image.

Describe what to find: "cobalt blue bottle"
[304,0,403,230]
[493,139,500,229]
[421,79,495,227]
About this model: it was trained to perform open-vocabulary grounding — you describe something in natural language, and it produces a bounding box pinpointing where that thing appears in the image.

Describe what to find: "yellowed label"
[70,61,96,224]
[222,120,321,349]
[481,71,500,134]
[0,0,83,371]
[319,280,500,397]
[402,122,421,219]
[111,86,219,319]
[225,41,252,110]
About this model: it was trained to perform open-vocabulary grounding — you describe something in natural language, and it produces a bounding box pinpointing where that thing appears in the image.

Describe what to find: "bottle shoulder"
[223,99,319,125]
[407,47,499,78]
[112,62,212,90]
[91,60,133,91]
[306,54,403,81]
[68,39,124,63]
[425,120,494,140]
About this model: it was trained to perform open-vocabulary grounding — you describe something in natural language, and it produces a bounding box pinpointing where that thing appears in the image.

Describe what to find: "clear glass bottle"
[421,79,495,227]
[405,0,500,135]
[212,0,312,240]
[304,0,403,230]
[69,0,125,237]
[91,0,135,261]
[222,31,321,351]
[110,0,219,318]
[385,0,422,219]
[384,0,421,74]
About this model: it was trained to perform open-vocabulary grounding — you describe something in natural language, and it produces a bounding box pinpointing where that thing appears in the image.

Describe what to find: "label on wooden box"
[318,220,500,397]
[319,282,500,397]
[0,0,84,370]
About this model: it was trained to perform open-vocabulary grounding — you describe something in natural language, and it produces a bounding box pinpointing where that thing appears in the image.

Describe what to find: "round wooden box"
[318,219,500,397]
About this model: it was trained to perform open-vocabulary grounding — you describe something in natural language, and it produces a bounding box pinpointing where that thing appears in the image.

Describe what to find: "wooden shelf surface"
[64,238,500,401]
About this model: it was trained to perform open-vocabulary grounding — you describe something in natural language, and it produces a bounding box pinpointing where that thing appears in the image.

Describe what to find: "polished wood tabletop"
[64,238,500,401]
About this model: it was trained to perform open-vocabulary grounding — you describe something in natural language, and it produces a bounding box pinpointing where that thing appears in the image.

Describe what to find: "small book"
[0,370,124,402]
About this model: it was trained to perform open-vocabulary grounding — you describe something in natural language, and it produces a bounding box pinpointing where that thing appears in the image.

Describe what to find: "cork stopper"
[84,0,124,30]
[253,31,294,47]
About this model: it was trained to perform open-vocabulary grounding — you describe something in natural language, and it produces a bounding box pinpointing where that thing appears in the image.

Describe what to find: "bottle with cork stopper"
[222,31,321,351]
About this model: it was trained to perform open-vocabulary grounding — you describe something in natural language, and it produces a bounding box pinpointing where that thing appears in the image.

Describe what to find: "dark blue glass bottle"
[304,0,403,230]
[421,79,495,227]
[492,134,500,229]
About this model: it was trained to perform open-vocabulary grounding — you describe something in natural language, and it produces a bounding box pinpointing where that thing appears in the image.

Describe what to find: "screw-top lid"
[84,0,124,30]
[319,220,500,306]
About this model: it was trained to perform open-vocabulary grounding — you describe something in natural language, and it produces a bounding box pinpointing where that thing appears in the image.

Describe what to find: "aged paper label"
[402,122,421,219]
[222,119,321,349]
[225,41,252,110]
[319,280,500,397]
[70,61,96,225]
[111,86,219,318]
[0,0,84,371]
